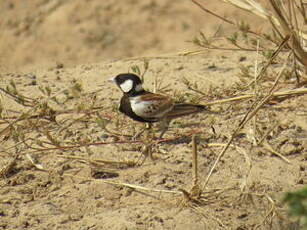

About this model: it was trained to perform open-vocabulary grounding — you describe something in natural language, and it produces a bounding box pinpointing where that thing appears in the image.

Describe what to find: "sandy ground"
[0,0,273,73]
[1,1,307,230]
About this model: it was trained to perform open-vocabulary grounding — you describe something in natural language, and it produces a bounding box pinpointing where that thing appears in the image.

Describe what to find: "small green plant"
[129,59,149,82]
[283,187,307,229]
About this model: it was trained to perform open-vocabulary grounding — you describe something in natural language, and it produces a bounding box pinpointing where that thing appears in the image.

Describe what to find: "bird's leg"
[132,123,152,140]
[159,118,171,139]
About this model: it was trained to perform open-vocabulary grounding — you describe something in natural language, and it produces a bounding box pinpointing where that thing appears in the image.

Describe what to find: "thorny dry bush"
[192,0,307,78]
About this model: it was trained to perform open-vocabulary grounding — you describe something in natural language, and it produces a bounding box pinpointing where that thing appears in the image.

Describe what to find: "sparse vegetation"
[0,0,306,229]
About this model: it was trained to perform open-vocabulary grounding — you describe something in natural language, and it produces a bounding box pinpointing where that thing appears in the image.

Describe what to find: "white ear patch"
[119,79,133,92]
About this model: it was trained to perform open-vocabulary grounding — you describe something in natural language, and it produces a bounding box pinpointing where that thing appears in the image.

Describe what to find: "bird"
[109,73,208,138]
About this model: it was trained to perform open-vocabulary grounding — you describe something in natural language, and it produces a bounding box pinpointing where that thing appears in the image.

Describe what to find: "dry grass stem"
[66,174,183,195]
[223,0,307,69]
[269,0,307,68]
[202,59,288,190]
[192,135,199,186]
[189,205,228,229]
[27,140,142,154]
[206,143,239,148]
[192,0,307,85]
[247,35,290,87]
[191,0,235,26]
[116,49,211,63]
[58,155,137,167]
[252,39,261,145]
[0,86,74,138]
[203,87,307,106]
[255,194,277,228]
[236,146,252,191]
[262,141,291,164]
[258,122,279,145]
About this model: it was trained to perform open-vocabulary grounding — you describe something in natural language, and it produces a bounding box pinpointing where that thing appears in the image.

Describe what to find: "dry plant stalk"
[202,58,288,190]
[65,174,182,195]
[202,87,307,106]
[192,0,307,72]
[268,0,307,68]
[262,141,291,164]
[58,155,137,167]
[188,134,202,200]
[235,146,252,191]
[192,134,199,186]
[0,86,72,138]
[247,34,290,86]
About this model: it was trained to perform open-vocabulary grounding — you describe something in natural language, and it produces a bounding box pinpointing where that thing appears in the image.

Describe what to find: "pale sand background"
[1,1,306,229]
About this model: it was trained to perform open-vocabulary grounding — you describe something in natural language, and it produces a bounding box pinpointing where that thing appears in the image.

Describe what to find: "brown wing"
[166,103,207,119]
[130,93,174,119]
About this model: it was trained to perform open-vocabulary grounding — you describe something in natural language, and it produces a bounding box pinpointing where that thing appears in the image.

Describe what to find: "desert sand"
[0,1,306,230]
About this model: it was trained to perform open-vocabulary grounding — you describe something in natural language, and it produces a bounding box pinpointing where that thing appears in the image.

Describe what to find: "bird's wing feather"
[130,93,174,119]
[166,103,207,119]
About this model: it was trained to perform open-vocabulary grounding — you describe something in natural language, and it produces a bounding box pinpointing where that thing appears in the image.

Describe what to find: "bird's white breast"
[130,96,172,118]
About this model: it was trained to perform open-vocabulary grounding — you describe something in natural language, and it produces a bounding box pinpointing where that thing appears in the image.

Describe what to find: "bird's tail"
[166,103,208,119]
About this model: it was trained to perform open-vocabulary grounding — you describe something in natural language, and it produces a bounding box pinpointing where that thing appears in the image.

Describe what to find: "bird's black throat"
[119,91,157,123]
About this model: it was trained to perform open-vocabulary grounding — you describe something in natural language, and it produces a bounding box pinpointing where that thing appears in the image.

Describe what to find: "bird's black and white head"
[110,73,144,95]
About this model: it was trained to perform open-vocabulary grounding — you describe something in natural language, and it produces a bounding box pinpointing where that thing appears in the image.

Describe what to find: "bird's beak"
[108,77,115,83]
